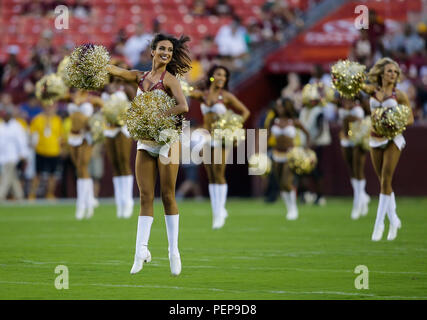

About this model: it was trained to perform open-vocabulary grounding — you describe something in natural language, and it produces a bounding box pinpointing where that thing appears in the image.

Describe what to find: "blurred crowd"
[1,1,426,201]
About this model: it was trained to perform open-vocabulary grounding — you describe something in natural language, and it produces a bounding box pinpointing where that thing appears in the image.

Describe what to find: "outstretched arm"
[188,89,205,101]
[361,83,376,95]
[106,64,140,83]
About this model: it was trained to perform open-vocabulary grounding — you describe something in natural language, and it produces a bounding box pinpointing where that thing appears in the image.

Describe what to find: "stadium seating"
[0,0,314,64]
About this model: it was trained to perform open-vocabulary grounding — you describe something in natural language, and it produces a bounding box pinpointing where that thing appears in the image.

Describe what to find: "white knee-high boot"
[359,179,370,216]
[85,178,95,219]
[219,183,228,219]
[213,184,225,229]
[280,191,292,213]
[75,178,86,220]
[130,216,153,274]
[387,192,401,241]
[290,189,298,220]
[113,176,123,218]
[123,175,134,218]
[372,194,391,241]
[165,214,181,276]
[350,178,360,220]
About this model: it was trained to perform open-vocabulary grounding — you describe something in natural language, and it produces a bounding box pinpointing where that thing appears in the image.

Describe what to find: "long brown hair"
[151,33,192,77]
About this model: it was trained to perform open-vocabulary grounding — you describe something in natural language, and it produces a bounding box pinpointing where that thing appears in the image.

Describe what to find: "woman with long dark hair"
[106,34,191,276]
[268,97,310,220]
[189,65,250,229]
[362,57,414,241]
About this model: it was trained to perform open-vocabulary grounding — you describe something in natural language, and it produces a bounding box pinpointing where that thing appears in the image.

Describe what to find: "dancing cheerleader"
[338,97,370,220]
[106,34,191,276]
[361,57,414,241]
[68,89,102,220]
[189,65,250,229]
[101,78,134,219]
[268,97,310,220]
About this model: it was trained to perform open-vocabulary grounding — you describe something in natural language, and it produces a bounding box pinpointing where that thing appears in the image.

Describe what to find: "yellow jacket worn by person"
[30,114,64,157]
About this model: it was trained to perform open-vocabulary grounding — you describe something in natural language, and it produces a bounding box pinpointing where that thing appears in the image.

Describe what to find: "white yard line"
[2,260,427,276]
[0,280,426,299]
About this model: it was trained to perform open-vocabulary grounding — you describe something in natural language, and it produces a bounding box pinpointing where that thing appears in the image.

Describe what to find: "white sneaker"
[92,198,99,208]
[123,202,134,219]
[86,206,94,219]
[222,208,228,219]
[169,253,181,276]
[212,214,225,229]
[371,224,384,241]
[316,197,327,206]
[130,248,152,274]
[360,194,370,216]
[286,208,298,220]
[75,208,85,220]
[351,207,360,220]
[387,220,401,241]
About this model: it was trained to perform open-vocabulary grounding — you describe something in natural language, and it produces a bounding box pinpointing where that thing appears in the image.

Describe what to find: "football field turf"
[0,197,426,300]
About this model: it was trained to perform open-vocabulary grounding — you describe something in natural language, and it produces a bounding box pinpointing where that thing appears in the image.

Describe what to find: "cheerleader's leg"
[158,154,181,276]
[130,150,157,274]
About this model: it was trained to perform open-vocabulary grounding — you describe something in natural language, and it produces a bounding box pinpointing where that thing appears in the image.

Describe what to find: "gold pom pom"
[126,90,182,145]
[286,147,318,175]
[102,93,130,126]
[88,112,106,143]
[211,110,245,145]
[35,73,68,105]
[248,153,272,176]
[331,60,366,98]
[371,104,411,139]
[65,44,110,90]
[348,117,371,150]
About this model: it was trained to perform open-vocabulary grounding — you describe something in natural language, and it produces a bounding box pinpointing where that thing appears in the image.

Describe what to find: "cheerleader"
[268,97,310,220]
[106,33,191,276]
[68,90,101,220]
[189,65,250,229]
[338,97,370,220]
[362,58,414,241]
[101,80,134,219]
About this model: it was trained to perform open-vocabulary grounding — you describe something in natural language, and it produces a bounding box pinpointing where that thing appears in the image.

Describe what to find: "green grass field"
[0,197,426,300]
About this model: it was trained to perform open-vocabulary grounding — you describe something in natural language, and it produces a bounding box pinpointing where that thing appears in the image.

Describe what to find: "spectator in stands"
[415,67,427,120]
[367,10,385,54]
[246,20,264,49]
[19,94,43,122]
[72,0,91,19]
[350,29,372,66]
[21,0,47,17]
[123,24,153,68]
[191,0,210,16]
[134,48,153,72]
[212,0,234,16]
[281,72,303,112]
[308,64,332,87]
[28,103,64,200]
[0,106,29,202]
[391,24,425,58]
[215,16,249,70]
